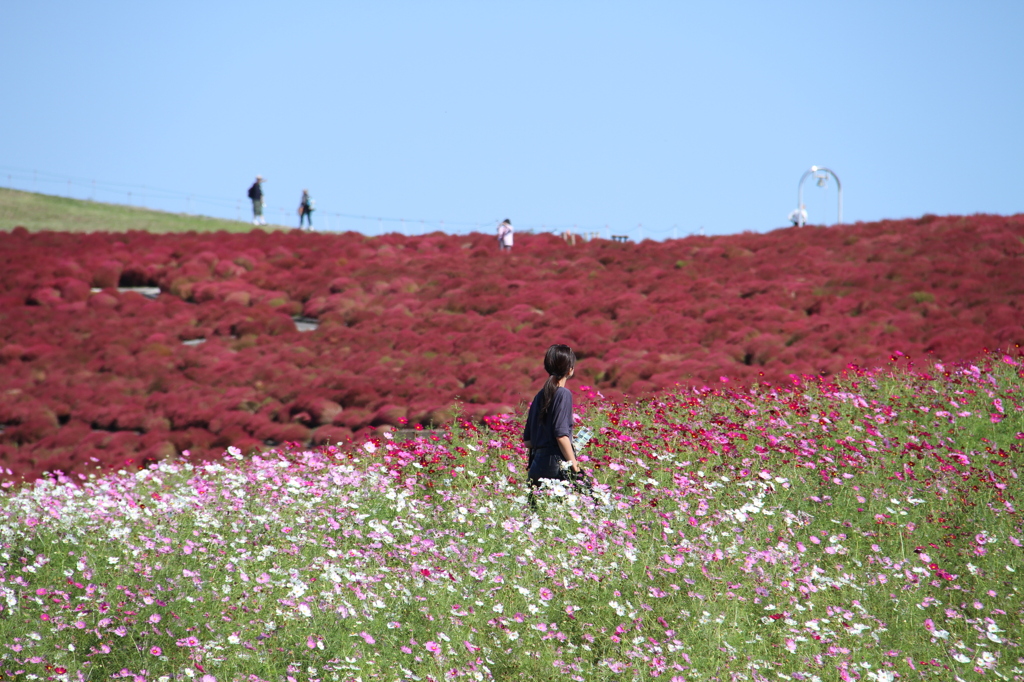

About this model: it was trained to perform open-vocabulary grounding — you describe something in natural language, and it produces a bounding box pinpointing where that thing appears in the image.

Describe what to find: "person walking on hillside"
[523,344,582,491]
[788,204,807,227]
[497,218,514,251]
[248,176,266,225]
[298,189,314,230]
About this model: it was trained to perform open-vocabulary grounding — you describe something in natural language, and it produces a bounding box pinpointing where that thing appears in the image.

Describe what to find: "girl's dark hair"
[540,344,576,422]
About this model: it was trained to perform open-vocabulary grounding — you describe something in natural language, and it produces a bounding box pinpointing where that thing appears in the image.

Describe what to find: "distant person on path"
[788,204,807,227]
[523,344,581,490]
[298,189,314,230]
[248,176,266,225]
[497,218,514,251]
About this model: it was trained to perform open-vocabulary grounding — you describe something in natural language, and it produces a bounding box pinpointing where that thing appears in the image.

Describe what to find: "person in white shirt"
[788,205,807,227]
[497,219,514,251]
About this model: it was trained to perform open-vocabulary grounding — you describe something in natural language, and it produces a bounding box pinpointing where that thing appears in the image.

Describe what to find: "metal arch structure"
[796,166,843,227]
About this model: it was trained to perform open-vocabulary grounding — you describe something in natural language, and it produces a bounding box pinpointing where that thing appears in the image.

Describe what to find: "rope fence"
[0,165,700,242]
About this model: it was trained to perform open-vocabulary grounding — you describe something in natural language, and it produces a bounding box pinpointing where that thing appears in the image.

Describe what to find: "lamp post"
[796,166,842,226]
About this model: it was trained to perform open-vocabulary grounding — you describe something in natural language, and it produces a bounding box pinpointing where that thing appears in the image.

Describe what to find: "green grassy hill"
[0,187,279,233]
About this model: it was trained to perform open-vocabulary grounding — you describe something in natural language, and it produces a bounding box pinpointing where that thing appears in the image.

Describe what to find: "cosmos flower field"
[1,354,1020,680]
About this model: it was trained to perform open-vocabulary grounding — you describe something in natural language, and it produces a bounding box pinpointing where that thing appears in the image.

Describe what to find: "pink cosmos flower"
[360,631,375,644]
[539,587,553,600]
[425,641,441,654]
[149,613,162,623]
[150,646,163,656]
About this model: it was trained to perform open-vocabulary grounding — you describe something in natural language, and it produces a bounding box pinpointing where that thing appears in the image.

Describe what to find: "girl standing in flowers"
[523,344,581,485]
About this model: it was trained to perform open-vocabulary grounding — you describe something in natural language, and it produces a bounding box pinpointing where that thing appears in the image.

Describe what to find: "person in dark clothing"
[247,176,266,225]
[523,344,580,486]
[298,189,314,230]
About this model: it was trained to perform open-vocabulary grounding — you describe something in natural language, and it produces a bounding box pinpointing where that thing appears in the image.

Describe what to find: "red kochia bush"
[1,214,1024,480]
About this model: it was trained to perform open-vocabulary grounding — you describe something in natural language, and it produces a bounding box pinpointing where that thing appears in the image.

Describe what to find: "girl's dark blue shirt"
[523,386,573,449]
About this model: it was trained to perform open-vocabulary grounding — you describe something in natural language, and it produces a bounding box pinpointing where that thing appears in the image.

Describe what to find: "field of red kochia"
[1,213,1022,481]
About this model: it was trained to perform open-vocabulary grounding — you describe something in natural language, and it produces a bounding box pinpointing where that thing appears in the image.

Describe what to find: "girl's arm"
[556,435,580,473]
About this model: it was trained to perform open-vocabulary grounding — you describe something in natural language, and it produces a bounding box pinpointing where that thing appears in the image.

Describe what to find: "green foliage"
[0,187,270,234]
[912,291,935,304]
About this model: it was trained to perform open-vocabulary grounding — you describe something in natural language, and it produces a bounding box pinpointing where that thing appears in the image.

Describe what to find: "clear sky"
[2,2,1022,238]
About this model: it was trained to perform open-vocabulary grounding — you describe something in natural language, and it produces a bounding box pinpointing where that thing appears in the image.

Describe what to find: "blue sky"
[2,2,1022,238]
